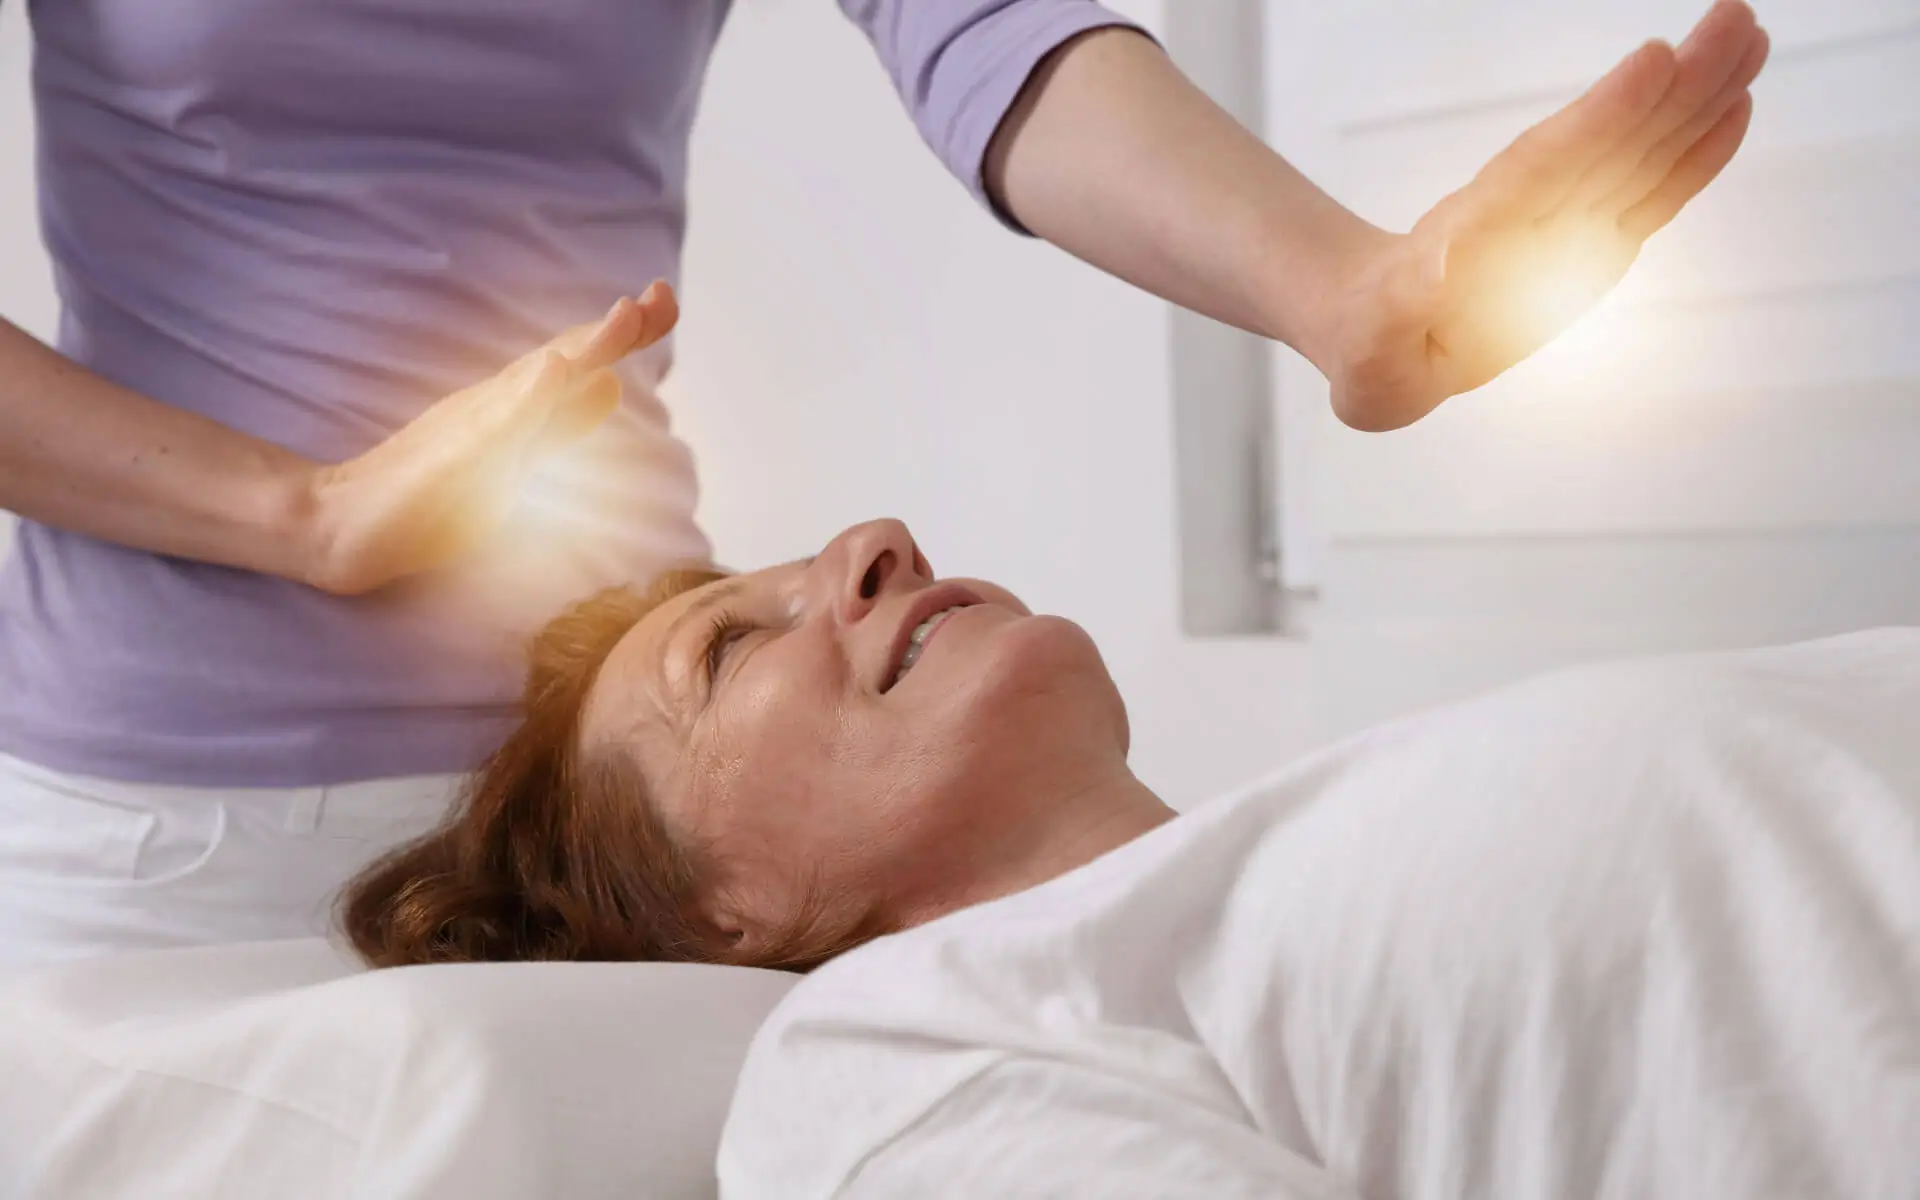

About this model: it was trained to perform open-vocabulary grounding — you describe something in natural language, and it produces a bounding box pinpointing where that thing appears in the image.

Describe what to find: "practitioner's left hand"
[1325,0,1770,432]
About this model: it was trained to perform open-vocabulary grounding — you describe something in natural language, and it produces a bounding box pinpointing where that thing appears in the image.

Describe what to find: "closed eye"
[703,614,753,682]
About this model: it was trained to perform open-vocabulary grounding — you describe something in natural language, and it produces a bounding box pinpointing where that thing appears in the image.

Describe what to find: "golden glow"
[457,442,597,565]
[517,443,588,512]
[1514,263,1614,348]
[1475,221,1677,431]
[1491,283,1670,438]
[1493,222,1633,358]
[1519,292,1630,382]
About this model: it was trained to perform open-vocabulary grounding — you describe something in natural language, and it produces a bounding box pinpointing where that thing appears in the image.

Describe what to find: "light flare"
[516,441,598,522]
[1481,227,1676,432]
[1495,223,1631,360]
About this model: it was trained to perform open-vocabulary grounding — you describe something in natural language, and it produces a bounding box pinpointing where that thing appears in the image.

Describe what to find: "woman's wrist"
[240,450,335,591]
[1251,206,1399,381]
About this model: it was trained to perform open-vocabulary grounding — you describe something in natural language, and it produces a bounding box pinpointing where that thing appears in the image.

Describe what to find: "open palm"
[1330,0,1771,431]
[303,283,679,595]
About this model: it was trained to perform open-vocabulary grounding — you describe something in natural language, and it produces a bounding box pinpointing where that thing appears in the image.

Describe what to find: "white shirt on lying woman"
[718,629,1920,1199]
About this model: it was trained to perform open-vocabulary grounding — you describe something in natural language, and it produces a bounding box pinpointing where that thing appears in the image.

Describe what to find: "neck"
[894,767,1176,929]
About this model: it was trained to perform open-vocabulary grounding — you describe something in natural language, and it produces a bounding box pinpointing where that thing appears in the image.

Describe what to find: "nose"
[812,518,927,626]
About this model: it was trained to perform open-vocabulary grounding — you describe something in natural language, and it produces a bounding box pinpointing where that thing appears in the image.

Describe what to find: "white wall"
[0,1,1322,807]
[0,0,54,560]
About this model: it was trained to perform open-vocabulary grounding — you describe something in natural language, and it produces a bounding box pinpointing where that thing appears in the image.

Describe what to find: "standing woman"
[0,0,1768,972]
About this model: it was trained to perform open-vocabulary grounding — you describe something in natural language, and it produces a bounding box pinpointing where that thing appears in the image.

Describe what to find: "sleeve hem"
[937,6,1158,237]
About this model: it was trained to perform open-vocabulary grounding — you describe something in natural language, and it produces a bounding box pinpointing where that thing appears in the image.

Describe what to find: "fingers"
[1617,91,1753,240]
[569,296,643,372]
[476,281,674,459]
[636,279,679,344]
[565,280,680,374]
[1597,24,1767,216]
[539,368,623,453]
[529,348,571,395]
[474,349,573,437]
[491,349,621,460]
[1468,38,1675,217]
[529,281,678,382]
[1571,1,1766,214]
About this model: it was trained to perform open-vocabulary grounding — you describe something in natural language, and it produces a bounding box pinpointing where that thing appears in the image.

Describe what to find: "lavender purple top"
[0,0,1135,786]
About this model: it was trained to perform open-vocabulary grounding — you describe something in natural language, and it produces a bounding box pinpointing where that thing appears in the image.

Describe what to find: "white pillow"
[0,939,797,1198]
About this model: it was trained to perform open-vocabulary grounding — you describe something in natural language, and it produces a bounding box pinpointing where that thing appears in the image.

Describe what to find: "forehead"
[581,576,732,749]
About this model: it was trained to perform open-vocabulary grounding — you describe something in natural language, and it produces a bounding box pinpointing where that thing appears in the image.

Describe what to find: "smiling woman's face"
[578,519,1130,958]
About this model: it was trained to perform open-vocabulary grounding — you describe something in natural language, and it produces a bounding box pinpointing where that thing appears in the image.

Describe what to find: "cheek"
[689,645,886,840]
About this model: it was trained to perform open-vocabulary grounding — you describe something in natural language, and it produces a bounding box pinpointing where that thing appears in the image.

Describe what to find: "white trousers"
[0,753,460,977]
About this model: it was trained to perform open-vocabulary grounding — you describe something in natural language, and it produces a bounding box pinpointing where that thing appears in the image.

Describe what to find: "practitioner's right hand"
[1322,0,1768,432]
[297,281,679,596]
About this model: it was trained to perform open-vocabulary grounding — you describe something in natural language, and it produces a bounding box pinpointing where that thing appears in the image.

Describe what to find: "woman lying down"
[343,519,1919,1199]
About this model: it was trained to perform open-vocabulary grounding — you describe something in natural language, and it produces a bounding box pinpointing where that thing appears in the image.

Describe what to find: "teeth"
[890,606,966,689]
[910,607,960,644]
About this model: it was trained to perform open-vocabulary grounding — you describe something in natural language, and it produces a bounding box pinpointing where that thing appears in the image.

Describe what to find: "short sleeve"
[834,1,1151,229]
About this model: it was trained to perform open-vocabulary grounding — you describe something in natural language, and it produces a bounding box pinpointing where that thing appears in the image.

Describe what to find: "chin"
[957,613,1130,752]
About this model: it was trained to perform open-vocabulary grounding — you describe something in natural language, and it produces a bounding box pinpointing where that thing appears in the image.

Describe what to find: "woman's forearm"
[984,28,1382,379]
[987,11,1768,430]
[0,316,319,580]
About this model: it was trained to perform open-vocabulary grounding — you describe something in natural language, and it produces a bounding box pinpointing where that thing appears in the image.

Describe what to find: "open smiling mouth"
[885,605,971,692]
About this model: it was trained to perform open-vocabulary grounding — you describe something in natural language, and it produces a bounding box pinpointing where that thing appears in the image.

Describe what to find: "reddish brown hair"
[340,570,724,967]
[341,568,895,974]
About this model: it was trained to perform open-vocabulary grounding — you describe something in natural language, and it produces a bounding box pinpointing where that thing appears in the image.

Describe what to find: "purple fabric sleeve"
[837,0,1149,230]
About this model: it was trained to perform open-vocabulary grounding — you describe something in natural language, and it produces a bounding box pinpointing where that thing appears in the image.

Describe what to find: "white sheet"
[0,939,796,1198]
[720,629,1920,1199]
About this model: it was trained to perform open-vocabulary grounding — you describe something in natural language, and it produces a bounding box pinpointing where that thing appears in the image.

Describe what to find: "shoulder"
[716,925,1010,1198]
